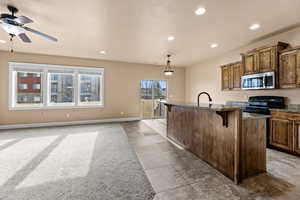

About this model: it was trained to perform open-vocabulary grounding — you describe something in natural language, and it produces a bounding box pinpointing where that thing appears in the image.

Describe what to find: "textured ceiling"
[0,0,300,66]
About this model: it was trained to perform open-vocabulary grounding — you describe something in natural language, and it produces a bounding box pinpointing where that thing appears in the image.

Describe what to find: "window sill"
[9,104,104,111]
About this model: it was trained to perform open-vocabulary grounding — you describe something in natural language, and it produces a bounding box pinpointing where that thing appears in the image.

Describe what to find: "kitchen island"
[164,101,269,184]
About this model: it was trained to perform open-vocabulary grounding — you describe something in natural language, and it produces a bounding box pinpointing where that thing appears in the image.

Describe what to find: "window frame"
[9,62,104,110]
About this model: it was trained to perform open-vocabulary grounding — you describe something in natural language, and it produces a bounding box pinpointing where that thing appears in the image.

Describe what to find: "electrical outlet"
[66,113,70,118]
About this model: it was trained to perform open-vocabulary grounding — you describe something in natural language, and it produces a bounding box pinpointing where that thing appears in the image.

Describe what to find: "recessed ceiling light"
[249,24,260,30]
[99,50,106,55]
[210,43,218,48]
[195,7,206,15]
[0,40,6,44]
[167,36,175,41]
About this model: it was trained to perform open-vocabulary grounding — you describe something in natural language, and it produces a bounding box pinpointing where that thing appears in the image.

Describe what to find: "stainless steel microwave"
[241,72,275,90]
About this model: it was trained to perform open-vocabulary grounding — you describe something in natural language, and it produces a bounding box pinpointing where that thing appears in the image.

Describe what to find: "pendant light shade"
[164,54,174,76]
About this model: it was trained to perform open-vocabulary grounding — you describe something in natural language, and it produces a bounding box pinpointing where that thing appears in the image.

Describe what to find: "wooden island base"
[165,102,267,184]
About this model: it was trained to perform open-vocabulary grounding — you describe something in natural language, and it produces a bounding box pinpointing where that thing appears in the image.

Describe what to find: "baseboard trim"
[0,117,142,130]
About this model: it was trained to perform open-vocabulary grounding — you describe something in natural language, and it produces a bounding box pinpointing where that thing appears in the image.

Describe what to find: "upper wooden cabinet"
[243,52,258,74]
[279,50,300,89]
[241,42,289,75]
[221,62,242,91]
[258,47,275,72]
[232,63,242,89]
[221,65,230,90]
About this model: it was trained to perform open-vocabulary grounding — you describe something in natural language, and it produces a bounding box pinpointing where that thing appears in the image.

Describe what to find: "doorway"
[140,80,167,119]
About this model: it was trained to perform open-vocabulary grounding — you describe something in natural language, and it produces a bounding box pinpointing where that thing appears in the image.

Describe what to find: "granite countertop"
[164,101,270,119]
[242,112,271,120]
[270,106,300,114]
[164,101,242,112]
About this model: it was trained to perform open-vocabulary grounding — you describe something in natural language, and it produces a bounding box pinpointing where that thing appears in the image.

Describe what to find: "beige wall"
[186,27,300,105]
[0,51,185,125]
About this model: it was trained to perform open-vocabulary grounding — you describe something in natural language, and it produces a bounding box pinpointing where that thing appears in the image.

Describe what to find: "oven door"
[242,74,264,90]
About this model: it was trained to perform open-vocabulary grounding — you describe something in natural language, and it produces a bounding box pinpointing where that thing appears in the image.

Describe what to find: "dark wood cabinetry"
[241,42,289,75]
[279,50,300,88]
[167,106,194,149]
[220,42,292,91]
[221,65,230,90]
[258,47,276,72]
[269,118,293,151]
[243,52,258,75]
[232,62,242,89]
[221,62,242,91]
[166,103,266,183]
[294,121,300,154]
[269,111,300,155]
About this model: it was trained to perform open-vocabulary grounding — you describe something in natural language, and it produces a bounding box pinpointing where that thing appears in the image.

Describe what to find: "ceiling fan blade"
[14,16,33,24]
[0,23,25,35]
[19,33,31,43]
[24,27,58,42]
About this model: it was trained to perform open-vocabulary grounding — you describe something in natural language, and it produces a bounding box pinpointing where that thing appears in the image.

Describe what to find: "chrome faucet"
[197,92,212,106]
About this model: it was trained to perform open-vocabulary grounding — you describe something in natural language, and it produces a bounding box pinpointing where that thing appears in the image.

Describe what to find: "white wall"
[0,51,185,125]
[186,26,300,104]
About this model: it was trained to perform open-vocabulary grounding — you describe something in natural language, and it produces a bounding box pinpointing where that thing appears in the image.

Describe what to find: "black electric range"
[243,96,285,115]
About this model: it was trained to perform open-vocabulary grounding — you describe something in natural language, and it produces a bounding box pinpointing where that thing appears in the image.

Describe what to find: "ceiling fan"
[0,5,58,43]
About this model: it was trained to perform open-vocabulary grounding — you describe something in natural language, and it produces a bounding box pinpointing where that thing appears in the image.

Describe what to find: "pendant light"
[164,54,174,76]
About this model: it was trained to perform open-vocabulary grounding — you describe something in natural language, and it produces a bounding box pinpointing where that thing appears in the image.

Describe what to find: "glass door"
[140,80,167,119]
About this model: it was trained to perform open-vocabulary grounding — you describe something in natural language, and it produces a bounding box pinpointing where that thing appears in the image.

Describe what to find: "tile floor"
[121,119,300,200]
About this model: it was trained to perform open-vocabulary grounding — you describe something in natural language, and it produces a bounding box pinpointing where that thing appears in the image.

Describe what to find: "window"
[32,73,40,78]
[19,72,28,77]
[140,80,167,119]
[18,83,28,90]
[15,71,43,107]
[9,62,104,110]
[79,74,101,104]
[32,84,41,89]
[49,73,74,105]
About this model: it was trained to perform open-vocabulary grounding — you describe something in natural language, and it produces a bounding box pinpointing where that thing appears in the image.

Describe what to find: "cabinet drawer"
[271,111,300,121]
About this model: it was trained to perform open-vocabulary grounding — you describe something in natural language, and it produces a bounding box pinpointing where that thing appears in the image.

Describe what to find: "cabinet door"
[221,66,230,90]
[258,47,275,72]
[296,51,300,86]
[279,51,298,88]
[232,63,242,89]
[269,118,293,151]
[243,53,258,74]
[294,121,300,154]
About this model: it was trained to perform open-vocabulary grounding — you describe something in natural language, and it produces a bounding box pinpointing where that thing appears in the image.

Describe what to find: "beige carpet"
[0,124,155,200]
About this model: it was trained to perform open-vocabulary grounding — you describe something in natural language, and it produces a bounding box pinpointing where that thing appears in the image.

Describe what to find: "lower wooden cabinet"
[294,121,300,154]
[269,118,293,151]
[269,111,300,155]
